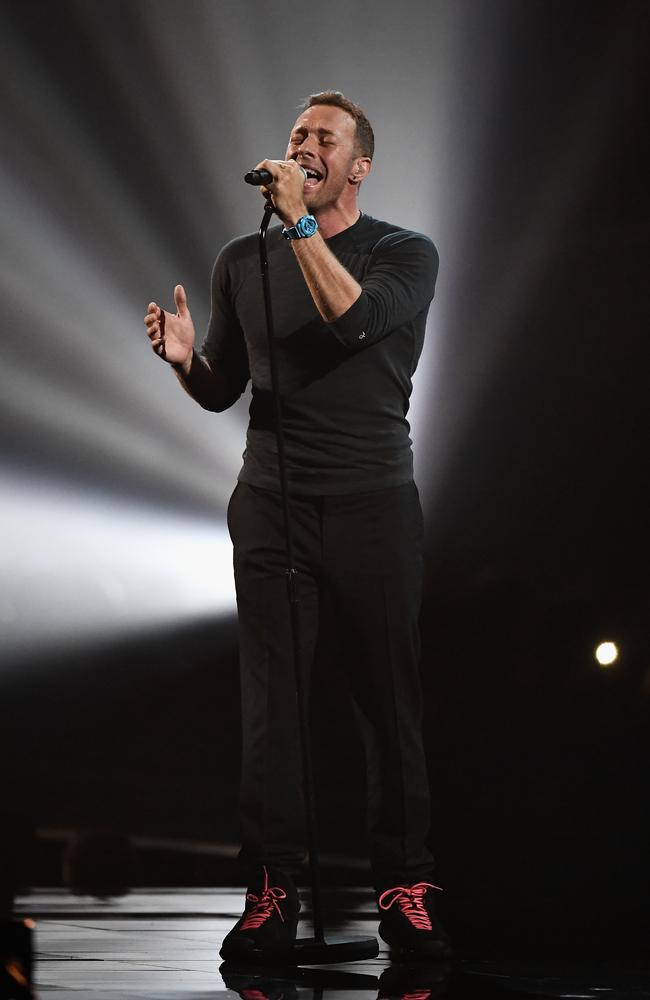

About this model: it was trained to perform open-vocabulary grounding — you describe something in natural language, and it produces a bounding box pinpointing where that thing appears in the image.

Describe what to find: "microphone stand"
[251,202,378,965]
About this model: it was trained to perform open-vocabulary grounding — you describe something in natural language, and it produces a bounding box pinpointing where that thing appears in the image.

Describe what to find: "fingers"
[143,287,190,363]
[253,160,306,223]
[174,283,189,318]
[144,302,159,329]
[148,336,165,357]
[143,301,165,357]
[254,158,282,180]
[144,303,160,334]
[254,159,303,184]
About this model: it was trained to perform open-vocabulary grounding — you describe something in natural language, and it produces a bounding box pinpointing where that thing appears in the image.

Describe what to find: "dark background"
[1,0,648,957]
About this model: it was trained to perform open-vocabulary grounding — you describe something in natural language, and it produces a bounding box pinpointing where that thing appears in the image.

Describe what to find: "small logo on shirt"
[359,331,366,340]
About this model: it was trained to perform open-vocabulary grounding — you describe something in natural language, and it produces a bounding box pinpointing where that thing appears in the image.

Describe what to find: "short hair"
[300,91,374,159]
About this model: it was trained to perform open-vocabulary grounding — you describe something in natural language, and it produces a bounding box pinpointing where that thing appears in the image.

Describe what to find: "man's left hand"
[254,159,307,227]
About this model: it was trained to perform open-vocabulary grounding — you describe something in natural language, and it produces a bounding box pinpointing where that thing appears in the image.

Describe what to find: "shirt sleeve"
[200,246,251,403]
[327,230,439,349]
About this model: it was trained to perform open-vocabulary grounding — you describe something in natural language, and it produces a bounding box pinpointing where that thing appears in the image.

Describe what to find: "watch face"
[298,215,318,237]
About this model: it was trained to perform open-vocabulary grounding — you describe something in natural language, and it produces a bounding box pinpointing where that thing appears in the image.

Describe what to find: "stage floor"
[13,888,650,999]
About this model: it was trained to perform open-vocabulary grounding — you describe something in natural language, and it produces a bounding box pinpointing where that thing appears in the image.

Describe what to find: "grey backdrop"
[1,0,648,948]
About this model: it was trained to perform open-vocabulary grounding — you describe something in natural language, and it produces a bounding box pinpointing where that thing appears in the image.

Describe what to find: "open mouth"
[302,167,324,188]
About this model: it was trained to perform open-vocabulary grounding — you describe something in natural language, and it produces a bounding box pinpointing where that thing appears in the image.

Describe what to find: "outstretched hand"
[144,284,195,369]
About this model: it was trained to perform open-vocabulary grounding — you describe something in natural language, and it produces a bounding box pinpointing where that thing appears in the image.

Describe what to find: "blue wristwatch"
[282,215,319,240]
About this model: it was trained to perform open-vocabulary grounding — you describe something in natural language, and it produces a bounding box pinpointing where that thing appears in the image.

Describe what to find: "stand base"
[221,934,379,967]
[292,934,379,964]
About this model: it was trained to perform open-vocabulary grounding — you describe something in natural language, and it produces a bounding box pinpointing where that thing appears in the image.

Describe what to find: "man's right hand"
[144,284,195,373]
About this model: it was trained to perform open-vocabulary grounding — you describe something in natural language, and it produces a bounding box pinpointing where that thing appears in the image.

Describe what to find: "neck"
[313,203,361,240]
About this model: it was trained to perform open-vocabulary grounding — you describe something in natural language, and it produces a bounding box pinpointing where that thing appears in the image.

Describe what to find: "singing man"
[144,91,450,961]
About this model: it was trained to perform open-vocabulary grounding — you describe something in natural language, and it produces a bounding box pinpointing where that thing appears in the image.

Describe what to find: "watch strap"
[282,215,319,240]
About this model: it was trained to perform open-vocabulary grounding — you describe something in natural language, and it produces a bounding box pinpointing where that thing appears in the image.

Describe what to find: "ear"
[349,157,372,185]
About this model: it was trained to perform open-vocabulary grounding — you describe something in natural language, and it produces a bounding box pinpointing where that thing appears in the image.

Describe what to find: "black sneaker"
[377,880,452,959]
[220,866,300,961]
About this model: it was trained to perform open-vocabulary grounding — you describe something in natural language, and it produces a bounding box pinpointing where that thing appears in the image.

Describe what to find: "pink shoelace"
[378,881,442,931]
[241,866,287,930]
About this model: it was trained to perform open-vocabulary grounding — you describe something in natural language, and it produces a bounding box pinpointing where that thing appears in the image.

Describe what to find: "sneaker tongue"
[248,866,292,893]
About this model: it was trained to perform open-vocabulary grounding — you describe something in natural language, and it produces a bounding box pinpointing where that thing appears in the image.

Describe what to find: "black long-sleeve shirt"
[200,212,439,495]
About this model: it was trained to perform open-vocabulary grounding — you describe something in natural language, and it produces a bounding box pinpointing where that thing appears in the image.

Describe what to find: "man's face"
[285,104,360,213]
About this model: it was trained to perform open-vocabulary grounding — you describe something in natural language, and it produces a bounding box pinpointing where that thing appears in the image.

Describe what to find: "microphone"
[244,166,307,185]
[244,168,273,186]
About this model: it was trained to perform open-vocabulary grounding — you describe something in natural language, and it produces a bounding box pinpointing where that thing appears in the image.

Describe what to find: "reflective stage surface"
[13,888,650,999]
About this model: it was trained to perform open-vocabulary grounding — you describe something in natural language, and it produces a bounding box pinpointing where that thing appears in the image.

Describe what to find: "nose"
[295,135,317,160]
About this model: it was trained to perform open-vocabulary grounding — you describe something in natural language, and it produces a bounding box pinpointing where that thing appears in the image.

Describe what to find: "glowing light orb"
[595,641,619,667]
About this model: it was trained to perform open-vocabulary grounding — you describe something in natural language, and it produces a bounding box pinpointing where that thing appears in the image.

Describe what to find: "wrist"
[281,204,308,228]
[172,349,194,377]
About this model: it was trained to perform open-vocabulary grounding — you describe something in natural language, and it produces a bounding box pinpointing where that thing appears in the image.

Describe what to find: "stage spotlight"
[595,641,619,667]
[1,470,236,665]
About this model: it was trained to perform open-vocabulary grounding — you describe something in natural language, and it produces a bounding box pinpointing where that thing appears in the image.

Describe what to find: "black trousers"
[227,479,435,888]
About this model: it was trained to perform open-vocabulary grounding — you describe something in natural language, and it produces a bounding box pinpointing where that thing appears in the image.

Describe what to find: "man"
[144,92,449,960]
